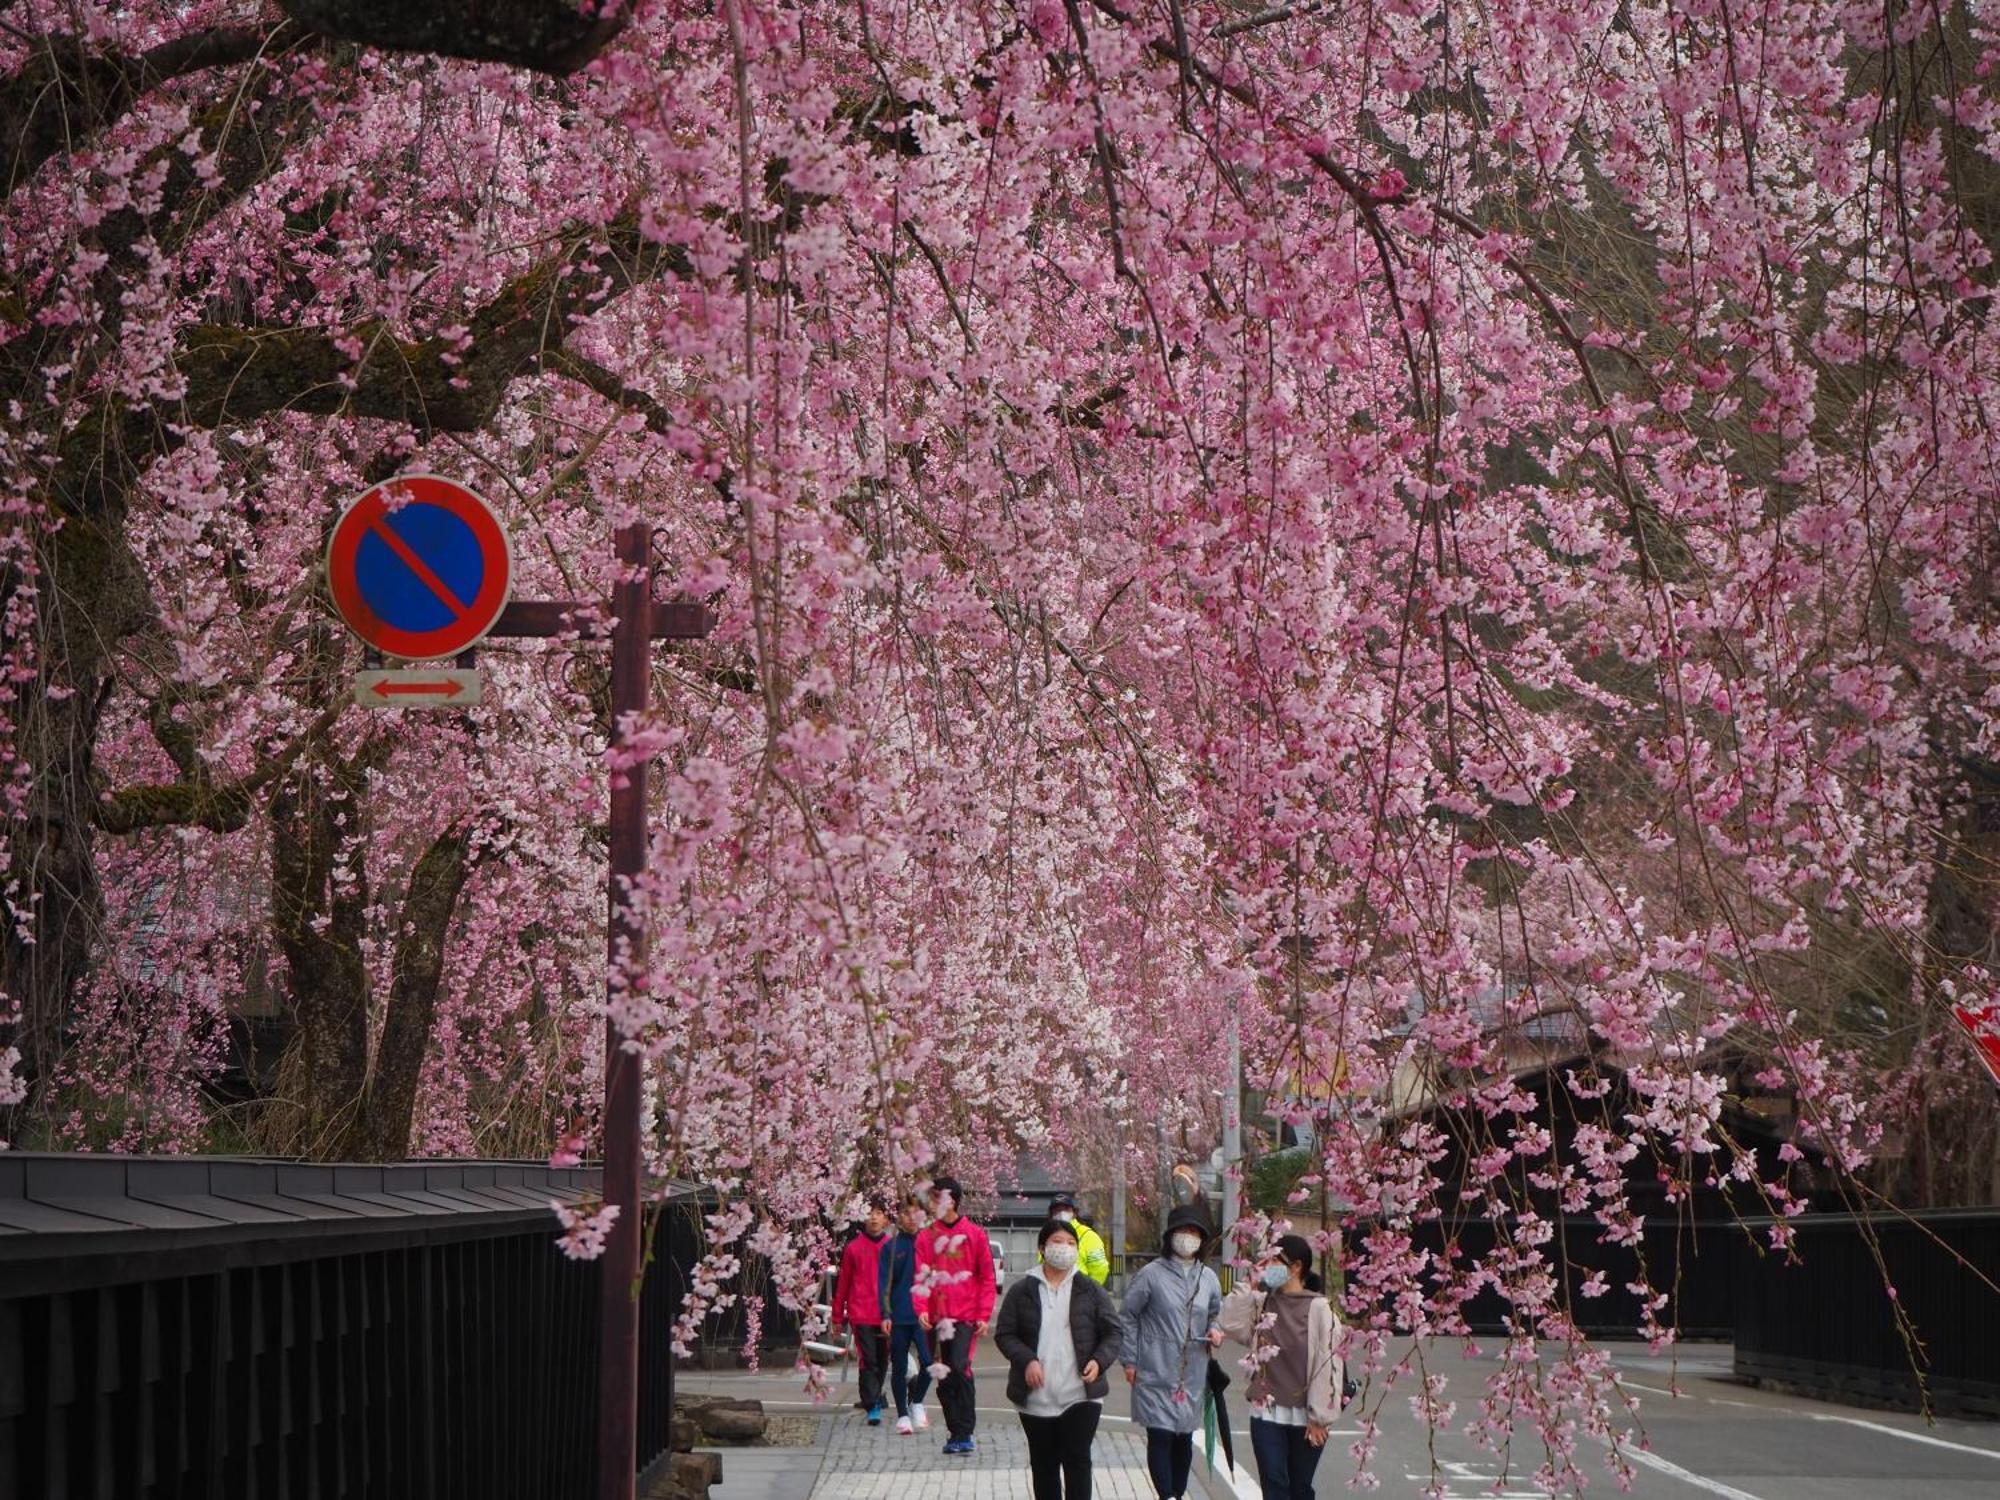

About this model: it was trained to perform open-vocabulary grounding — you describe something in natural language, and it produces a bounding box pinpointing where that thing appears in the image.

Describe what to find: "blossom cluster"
[4,0,1997,1488]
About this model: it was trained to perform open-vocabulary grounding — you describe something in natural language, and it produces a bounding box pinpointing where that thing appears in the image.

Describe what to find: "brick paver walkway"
[811,1409,1166,1500]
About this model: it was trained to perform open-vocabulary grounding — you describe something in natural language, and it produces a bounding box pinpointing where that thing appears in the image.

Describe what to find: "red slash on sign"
[354,668,482,709]
[326,474,512,660]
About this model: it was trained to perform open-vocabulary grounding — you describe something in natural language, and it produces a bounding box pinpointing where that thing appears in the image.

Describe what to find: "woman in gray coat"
[1119,1206,1223,1500]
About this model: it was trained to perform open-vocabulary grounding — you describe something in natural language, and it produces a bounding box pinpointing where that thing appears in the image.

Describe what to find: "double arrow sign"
[354,668,481,709]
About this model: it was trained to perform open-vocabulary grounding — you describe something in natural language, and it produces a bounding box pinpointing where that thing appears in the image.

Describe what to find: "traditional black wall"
[0,1154,698,1499]
[1733,1208,2000,1418]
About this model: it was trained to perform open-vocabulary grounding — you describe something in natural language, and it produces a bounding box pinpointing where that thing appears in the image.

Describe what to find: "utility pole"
[1221,1015,1242,1251]
[491,533,710,1500]
[1109,1113,1128,1292]
[597,522,652,1500]
[486,534,711,1500]
[326,478,711,1500]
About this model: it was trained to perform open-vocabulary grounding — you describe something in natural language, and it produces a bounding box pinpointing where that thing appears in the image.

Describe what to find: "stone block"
[696,1399,767,1442]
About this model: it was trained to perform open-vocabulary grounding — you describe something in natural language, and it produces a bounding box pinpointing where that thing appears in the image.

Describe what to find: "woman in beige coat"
[1218,1234,1344,1500]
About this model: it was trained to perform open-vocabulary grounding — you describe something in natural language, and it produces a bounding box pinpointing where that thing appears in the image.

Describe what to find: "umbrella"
[1203,1354,1237,1474]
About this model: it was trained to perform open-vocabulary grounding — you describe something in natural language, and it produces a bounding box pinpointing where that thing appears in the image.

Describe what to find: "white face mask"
[1055,1210,1075,1223]
[1044,1242,1079,1272]
[1171,1231,1203,1259]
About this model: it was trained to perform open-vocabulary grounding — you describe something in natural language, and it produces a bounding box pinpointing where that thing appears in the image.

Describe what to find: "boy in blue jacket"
[878,1194,934,1435]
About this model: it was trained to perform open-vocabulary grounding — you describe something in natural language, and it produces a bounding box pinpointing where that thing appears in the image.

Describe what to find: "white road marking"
[1621,1445,1768,1500]
[1806,1413,2000,1460]
[1619,1380,1765,1410]
[1401,1461,1546,1497]
[1213,1455,1263,1500]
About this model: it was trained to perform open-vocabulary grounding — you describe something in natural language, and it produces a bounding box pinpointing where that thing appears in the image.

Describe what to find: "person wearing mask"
[996,1219,1124,1500]
[1120,1206,1223,1500]
[830,1197,893,1425]
[1047,1192,1112,1286]
[914,1174,997,1455]
[877,1194,934,1435]
[1218,1234,1345,1500]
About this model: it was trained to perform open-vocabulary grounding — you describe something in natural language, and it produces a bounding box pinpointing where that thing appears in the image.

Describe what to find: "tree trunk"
[2,500,156,1132]
[269,732,374,1157]
[1,51,307,1140]
[344,826,475,1160]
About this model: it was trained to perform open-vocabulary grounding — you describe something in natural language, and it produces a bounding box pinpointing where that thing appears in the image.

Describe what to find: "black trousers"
[936,1324,978,1439]
[1020,1402,1101,1500]
[1145,1427,1193,1499]
[889,1322,933,1416]
[853,1325,887,1411]
[1249,1417,1323,1500]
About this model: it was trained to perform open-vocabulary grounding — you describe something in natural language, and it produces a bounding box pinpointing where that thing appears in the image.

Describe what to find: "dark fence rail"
[0,1153,695,1499]
[1733,1209,2000,1417]
[1381,1215,1740,1338]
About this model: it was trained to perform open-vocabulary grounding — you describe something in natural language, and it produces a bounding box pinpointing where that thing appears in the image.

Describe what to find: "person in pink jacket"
[913,1175,996,1454]
[831,1198,893,1424]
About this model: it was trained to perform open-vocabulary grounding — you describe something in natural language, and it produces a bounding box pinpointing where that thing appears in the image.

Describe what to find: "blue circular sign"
[327,475,513,659]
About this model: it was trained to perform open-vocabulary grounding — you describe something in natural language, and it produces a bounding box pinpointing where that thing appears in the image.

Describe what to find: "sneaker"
[941,1439,968,1456]
[867,1407,882,1426]
[895,1416,914,1436]
[913,1404,930,1431]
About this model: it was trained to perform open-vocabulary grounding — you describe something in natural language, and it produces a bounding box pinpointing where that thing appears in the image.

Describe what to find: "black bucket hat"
[1161,1204,1213,1258]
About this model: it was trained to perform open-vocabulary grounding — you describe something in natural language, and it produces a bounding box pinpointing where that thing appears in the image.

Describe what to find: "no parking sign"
[1951,1002,2000,1088]
[326,474,513,660]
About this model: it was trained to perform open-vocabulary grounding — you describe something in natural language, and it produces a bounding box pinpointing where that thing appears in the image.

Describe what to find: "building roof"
[0,1152,700,1296]
[978,1152,1074,1224]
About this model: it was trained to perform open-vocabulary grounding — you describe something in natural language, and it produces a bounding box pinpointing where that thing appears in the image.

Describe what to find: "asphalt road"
[1276,1339,2000,1500]
[682,1335,2000,1498]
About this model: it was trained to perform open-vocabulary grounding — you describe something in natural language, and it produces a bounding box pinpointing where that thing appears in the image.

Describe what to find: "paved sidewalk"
[812,1407,1166,1500]
[684,1342,1238,1500]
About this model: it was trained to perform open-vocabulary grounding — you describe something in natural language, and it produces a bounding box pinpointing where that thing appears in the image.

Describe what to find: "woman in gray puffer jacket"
[1119,1206,1222,1500]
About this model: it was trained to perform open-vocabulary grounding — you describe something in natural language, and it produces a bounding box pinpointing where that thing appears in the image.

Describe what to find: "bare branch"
[1211,2,1333,40]
[0,22,312,202]
[93,702,345,835]
[49,216,689,529]
[276,0,625,75]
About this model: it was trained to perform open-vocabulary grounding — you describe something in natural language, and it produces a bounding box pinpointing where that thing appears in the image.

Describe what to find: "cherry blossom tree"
[6,0,2000,1488]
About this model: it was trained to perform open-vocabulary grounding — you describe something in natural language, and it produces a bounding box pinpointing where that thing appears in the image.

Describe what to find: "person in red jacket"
[913,1174,997,1455]
[831,1197,893,1424]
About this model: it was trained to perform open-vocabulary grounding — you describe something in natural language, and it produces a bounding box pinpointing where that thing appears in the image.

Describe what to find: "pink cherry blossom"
[1,1,1991,1486]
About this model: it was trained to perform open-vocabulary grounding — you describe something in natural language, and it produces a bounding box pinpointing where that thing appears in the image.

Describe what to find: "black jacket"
[994,1269,1124,1407]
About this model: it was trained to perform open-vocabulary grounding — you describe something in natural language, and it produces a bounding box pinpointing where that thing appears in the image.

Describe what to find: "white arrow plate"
[354,668,482,709]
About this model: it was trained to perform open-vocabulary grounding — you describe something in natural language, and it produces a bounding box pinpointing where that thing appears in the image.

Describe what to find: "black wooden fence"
[0,1153,699,1499]
[1733,1208,2000,1417]
[1365,1207,1999,1415]
[1383,1214,1741,1338]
